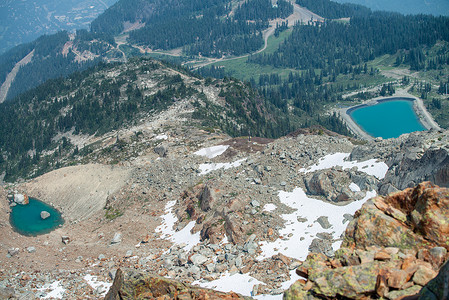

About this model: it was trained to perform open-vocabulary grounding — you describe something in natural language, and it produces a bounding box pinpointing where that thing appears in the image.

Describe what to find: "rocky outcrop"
[284,182,449,299]
[304,168,377,202]
[13,193,28,205]
[344,182,449,250]
[40,211,50,220]
[105,269,252,299]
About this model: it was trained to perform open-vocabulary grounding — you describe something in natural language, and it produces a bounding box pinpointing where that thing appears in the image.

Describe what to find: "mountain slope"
[0,57,290,182]
[0,0,118,55]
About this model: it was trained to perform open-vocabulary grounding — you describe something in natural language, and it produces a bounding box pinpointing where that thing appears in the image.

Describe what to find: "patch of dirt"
[21,164,132,222]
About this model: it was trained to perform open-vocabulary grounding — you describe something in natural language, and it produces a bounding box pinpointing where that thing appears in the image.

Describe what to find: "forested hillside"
[0,58,296,181]
[250,13,449,71]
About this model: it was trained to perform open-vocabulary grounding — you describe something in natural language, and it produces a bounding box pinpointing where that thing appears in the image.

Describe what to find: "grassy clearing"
[212,29,294,81]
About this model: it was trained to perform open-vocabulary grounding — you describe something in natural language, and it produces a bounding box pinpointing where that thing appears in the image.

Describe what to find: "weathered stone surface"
[379,147,449,194]
[311,262,383,298]
[40,211,50,220]
[285,183,449,300]
[104,269,252,299]
[343,182,449,251]
[420,259,449,300]
[154,144,168,157]
[14,193,29,205]
[199,184,216,211]
[111,232,122,244]
[412,265,437,286]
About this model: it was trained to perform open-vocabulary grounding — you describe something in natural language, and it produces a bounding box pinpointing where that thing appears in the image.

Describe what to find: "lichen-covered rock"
[343,182,449,251]
[285,183,449,300]
[419,259,449,300]
[105,269,252,300]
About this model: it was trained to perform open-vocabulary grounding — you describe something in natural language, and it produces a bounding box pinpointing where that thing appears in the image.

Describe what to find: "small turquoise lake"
[10,198,64,236]
[349,98,426,139]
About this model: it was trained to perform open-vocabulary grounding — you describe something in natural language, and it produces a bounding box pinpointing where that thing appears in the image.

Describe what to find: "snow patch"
[198,158,246,175]
[257,187,377,261]
[263,203,277,212]
[194,272,264,297]
[37,280,65,299]
[155,134,168,140]
[83,274,112,298]
[156,200,201,252]
[194,145,229,158]
[349,182,361,192]
[299,152,388,179]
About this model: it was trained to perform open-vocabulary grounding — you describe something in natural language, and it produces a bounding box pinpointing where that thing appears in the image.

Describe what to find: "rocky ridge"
[284,182,449,299]
[1,120,449,298]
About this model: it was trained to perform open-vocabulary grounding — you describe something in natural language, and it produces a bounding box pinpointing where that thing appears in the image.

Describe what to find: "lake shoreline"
[338,94,441,141]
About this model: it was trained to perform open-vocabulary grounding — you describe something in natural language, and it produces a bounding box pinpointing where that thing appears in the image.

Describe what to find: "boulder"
[420,259,449,300]
[104,269,252,299]
[154,144,168,157]
[14,193,29,205]
[111,232,122,245]
[199,185,216,211]
[343,182,449,251]
[304,169,370,202]
[40,211,50,220]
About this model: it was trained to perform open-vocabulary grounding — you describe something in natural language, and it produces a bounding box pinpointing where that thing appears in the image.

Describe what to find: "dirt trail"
[0,49,34,103]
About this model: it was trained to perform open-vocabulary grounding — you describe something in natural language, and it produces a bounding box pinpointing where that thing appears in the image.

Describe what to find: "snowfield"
[194,145,229,158]
[299,152,388,179]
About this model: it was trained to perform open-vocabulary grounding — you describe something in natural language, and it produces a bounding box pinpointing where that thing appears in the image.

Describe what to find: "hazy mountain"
[333,0,449,16]
[0,0,118,54]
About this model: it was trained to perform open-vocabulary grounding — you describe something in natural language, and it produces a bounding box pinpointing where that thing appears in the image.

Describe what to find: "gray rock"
[61,236,70,244]
[111,232,122,244]
[250,200,260,207]
[205,263,216,272]
[297,216,308,223]
[40,211,50,220]
[154,144,168,157]
[26,246,36,253]
[308,238,334,258]
[235,256,243,268]
[343,213,354,224]
[98,254,106,260]
[190,254,208,266]
[7,248,19,256]
[125,250,133,258]
[316,216,332,229]
[199,185,216,211]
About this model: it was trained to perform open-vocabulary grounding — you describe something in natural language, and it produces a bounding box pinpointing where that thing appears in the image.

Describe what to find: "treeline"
[249,13,449,71]
[296,0,371,19]
[234,0,293,21]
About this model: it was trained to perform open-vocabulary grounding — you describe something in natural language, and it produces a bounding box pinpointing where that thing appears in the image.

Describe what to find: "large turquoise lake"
[349,99,426,139]
[10,198,64,236]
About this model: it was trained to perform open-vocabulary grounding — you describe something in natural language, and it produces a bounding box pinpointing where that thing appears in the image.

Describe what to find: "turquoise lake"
[10,198,64,236]
[349,99,426,139]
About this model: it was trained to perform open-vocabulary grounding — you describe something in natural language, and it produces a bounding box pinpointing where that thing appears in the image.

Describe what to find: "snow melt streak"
[156,200,201,252]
